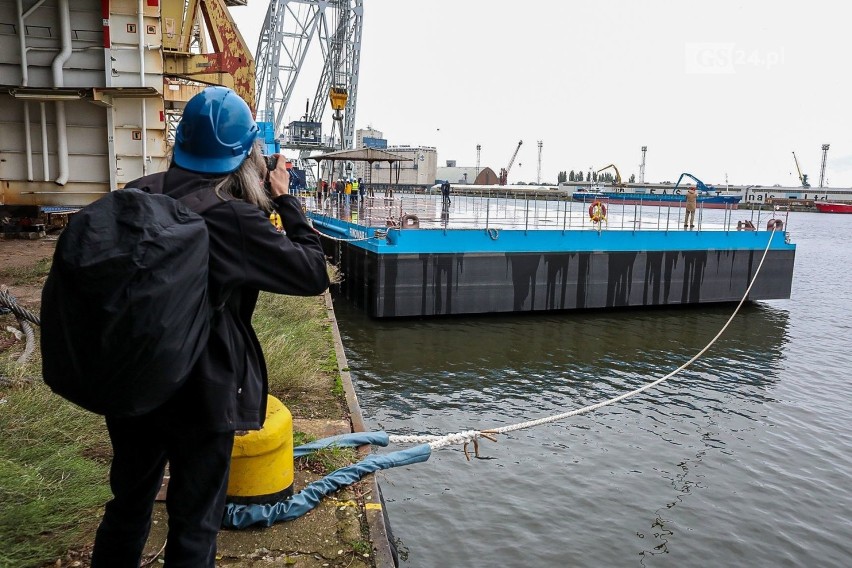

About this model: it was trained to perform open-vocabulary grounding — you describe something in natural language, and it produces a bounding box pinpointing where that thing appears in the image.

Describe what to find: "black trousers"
[91,415,235,568]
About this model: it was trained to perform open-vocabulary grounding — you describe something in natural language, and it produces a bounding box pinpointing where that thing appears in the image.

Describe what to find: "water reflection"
[336,299,790,421]
[440,201,450,229]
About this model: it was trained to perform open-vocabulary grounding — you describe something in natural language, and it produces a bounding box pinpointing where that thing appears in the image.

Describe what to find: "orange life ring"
[400,214,420,229]
[588,200,607,223]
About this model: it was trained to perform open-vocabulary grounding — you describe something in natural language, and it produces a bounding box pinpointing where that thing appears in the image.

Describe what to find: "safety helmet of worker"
[173,86,259,175]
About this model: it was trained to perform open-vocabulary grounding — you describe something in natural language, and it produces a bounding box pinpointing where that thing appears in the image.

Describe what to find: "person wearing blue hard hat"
[173,85,260,175]
[91,86,330,567]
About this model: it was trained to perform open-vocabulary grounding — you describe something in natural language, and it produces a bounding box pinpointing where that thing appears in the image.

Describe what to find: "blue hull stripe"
[309,215,796,255]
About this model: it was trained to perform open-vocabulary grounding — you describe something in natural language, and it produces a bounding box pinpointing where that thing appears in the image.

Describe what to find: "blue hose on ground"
[223,443,431,529]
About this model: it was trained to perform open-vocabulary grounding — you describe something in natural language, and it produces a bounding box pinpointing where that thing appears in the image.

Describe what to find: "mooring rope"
[0,287,40,326]
[16,319,36,365]
[388,227,779,454]
[0,286,40,366]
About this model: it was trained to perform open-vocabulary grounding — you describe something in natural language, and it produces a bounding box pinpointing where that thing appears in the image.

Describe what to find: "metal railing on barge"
[298,191,789,234]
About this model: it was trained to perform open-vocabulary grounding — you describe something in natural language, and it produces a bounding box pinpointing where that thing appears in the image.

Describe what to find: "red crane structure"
[499,140,523,185]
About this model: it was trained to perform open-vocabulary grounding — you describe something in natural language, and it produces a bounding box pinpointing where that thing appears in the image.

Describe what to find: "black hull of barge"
[324,241,795,318]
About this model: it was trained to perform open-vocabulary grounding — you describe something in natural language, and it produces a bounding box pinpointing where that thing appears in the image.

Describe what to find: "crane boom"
[499,140,523,185]
[672,172,714,193]
[792,152,810,188]
[596,164,623,186]
[506,140,523,173]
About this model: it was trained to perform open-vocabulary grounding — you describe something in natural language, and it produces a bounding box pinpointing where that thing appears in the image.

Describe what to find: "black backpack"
[41,174,225,416]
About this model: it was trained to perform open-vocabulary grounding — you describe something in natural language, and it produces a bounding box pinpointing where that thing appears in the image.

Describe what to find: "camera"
[266,155,279,172]
[266,155,293,172]
[262,155,277,194]
[264,155,305,192]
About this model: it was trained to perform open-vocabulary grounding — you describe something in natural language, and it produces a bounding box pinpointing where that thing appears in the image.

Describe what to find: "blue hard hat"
[174,86,259,175]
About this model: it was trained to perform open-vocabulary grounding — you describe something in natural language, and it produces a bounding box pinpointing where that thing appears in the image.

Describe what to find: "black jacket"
[128,166,329,432]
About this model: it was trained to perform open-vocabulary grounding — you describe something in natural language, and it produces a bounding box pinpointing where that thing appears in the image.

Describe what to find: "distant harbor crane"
[792,151,810,188]
[672,172,715,193]
[596,164,624,187]
[499,140,523,185]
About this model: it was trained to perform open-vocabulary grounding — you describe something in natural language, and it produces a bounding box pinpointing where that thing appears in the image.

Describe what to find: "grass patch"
[0,257,51,286]
[253,292,343,419]
[298,444,359,476]
[0,383,111,567]
[331,374,344,398]
[0,323,43,383]
[291,430,358,475]
[293,430,314,448]
[350,539,372,556]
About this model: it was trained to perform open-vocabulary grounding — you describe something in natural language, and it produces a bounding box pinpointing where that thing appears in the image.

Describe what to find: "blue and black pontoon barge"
[307,192,795,318]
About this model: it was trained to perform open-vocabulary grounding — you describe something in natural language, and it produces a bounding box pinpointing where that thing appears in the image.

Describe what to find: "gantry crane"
[255,0,363,156]
[499,140,523,185]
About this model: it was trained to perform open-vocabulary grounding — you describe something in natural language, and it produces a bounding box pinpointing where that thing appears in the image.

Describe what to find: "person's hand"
[267,154,290,197]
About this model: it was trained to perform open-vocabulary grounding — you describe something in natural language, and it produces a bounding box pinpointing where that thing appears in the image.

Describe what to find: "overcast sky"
[232,1,850,187]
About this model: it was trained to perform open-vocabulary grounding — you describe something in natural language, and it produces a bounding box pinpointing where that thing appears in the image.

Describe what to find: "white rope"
[388,227,779,452]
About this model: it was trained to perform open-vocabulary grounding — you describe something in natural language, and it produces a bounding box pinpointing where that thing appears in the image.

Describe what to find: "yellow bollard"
[227,395,294,504]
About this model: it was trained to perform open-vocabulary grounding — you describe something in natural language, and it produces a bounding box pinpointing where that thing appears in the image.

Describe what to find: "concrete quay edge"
[324,291,397,568]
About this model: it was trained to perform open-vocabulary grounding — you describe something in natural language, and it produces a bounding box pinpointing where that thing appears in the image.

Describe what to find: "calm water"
[331,208,852,567]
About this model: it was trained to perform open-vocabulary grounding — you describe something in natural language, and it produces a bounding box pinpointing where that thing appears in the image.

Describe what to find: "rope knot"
[427,430,499,460]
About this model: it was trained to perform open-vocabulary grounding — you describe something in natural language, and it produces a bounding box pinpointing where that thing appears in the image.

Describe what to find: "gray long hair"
[213,140,272,212]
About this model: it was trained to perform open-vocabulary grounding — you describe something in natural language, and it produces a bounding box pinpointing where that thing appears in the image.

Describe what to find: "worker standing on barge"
[684,186,697,229]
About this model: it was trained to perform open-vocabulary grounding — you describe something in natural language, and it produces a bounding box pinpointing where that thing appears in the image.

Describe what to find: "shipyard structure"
[0,0,254,210]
